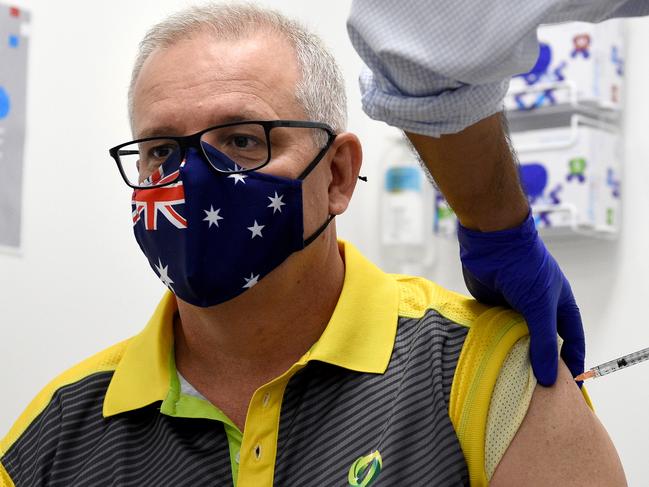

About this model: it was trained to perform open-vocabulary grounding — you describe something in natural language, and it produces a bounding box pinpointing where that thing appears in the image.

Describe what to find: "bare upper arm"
[490,359,627,486]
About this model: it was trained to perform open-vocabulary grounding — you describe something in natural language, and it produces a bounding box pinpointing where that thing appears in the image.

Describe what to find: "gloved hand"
[457,212,585,387]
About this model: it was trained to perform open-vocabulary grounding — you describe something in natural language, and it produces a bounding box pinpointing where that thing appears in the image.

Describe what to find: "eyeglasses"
[108,120,336,189]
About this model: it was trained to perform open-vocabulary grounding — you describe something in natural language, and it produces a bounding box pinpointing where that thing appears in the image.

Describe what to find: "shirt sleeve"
[346,0,649,137]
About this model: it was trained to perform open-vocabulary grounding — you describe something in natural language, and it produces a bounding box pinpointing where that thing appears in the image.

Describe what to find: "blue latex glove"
[457,212,585,387]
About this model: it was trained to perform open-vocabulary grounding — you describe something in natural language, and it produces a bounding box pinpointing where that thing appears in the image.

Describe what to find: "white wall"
[1,1,647,483]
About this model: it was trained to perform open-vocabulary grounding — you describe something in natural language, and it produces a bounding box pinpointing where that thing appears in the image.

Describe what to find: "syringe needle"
[574,370,596,382]
[574,346,649,381]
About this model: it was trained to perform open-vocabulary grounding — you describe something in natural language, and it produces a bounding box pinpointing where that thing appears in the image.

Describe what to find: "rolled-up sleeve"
[347,0,649,137]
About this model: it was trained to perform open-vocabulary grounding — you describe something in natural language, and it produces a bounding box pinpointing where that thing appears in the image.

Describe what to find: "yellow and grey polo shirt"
[1,240,581,486]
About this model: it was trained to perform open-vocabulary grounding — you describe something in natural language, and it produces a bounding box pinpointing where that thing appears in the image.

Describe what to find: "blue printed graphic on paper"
[0,86,10,119]
[570,34,591,59]
[513,43,566,110]
[538,185,563,228]
[607,168,621,199]
[518,44,552,86]
[520,162,564,228]
[548,184,563,205]
[611,46,624,77]
[520,163,548,205]
[566,158,587,184]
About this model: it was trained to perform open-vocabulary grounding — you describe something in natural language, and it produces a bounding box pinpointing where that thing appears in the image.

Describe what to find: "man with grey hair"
[1,3,626,487]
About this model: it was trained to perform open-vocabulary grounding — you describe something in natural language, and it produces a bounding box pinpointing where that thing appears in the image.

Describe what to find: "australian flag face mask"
[131,143,334,307]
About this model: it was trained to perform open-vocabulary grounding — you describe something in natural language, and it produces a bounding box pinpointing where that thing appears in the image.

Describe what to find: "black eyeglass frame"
[108,119,337,189]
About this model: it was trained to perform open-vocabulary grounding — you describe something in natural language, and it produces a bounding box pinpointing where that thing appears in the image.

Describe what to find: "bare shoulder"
[490,359,627,487]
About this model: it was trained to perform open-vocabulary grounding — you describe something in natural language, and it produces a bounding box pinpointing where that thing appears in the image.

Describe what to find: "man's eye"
[149,145,175,159]
[228,134,261,150]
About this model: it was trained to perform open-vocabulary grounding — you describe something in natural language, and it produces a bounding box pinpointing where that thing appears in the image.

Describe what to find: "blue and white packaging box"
[432,119,621,238]
[511,119,621,235]
[506,20,625,112]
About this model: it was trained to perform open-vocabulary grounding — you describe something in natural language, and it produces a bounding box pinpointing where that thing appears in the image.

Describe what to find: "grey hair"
[128,2,347,143]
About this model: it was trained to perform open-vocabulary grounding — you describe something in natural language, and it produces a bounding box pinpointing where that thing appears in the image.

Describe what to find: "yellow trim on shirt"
[392,274,489,325]
[449,307,529,487]
[0,339,129,457]
[236,360,307,487]
[1,461,15,487]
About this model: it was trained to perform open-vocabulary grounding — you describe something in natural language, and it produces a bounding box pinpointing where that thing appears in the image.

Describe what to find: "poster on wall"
[0,3,29,252]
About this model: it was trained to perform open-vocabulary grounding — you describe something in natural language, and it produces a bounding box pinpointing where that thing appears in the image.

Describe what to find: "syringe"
[575,346,649,381]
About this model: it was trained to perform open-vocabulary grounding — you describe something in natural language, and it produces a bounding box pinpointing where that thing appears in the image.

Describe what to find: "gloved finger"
[527,311,559,387]
[556,287,586,383]
[461,265,509,307]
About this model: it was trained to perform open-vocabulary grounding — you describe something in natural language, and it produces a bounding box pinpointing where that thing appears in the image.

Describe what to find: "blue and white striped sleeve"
[347,0,649,137]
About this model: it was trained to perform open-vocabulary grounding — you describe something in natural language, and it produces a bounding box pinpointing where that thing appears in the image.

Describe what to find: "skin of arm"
[490,359,627,486]
[405,112,528,232]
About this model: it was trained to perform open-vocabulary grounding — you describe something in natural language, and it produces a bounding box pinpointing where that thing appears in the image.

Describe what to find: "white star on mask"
[228,173,247,185]
[242,272,260,289]
[203,205,224,228]
[154,258,174,290]
[267,192,286,214]
[247,220,265,239]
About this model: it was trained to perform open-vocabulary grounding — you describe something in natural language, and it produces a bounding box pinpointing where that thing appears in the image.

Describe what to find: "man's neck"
[172,233,345,426]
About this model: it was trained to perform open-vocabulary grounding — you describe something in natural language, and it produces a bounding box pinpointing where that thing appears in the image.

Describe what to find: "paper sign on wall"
[0,3,29,251]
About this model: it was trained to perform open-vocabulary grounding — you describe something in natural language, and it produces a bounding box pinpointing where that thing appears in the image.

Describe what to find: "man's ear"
[327,132,362,216]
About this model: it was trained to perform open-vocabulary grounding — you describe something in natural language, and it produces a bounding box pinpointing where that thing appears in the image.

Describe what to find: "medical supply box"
[505,20,624,112]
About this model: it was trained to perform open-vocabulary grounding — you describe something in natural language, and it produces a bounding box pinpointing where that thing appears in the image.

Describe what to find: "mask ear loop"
[299,132,368,247]
[304,214,335,247]
[298,132,369,182]
[302,173,367,247]
[297,133,337,248]
[297,134,337,180]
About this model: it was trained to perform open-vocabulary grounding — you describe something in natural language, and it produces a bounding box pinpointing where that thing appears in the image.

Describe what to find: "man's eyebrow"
[135,114,271,139]
[136,126,180,139]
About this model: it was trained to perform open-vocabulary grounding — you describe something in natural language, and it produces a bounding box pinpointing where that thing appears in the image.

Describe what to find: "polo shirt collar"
[304,241,399,373]
[103,240,399,417]
[103,291,176,417]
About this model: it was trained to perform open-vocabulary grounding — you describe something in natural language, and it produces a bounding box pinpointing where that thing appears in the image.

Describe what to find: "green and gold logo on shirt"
[348,450,382,487]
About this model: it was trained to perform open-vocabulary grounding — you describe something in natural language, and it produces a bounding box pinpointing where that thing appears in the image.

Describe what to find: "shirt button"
[254,443,262,461]
[262,392,271,408]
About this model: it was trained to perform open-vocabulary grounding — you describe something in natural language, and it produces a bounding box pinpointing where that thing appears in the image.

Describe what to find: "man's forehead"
[131,30,303,137]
